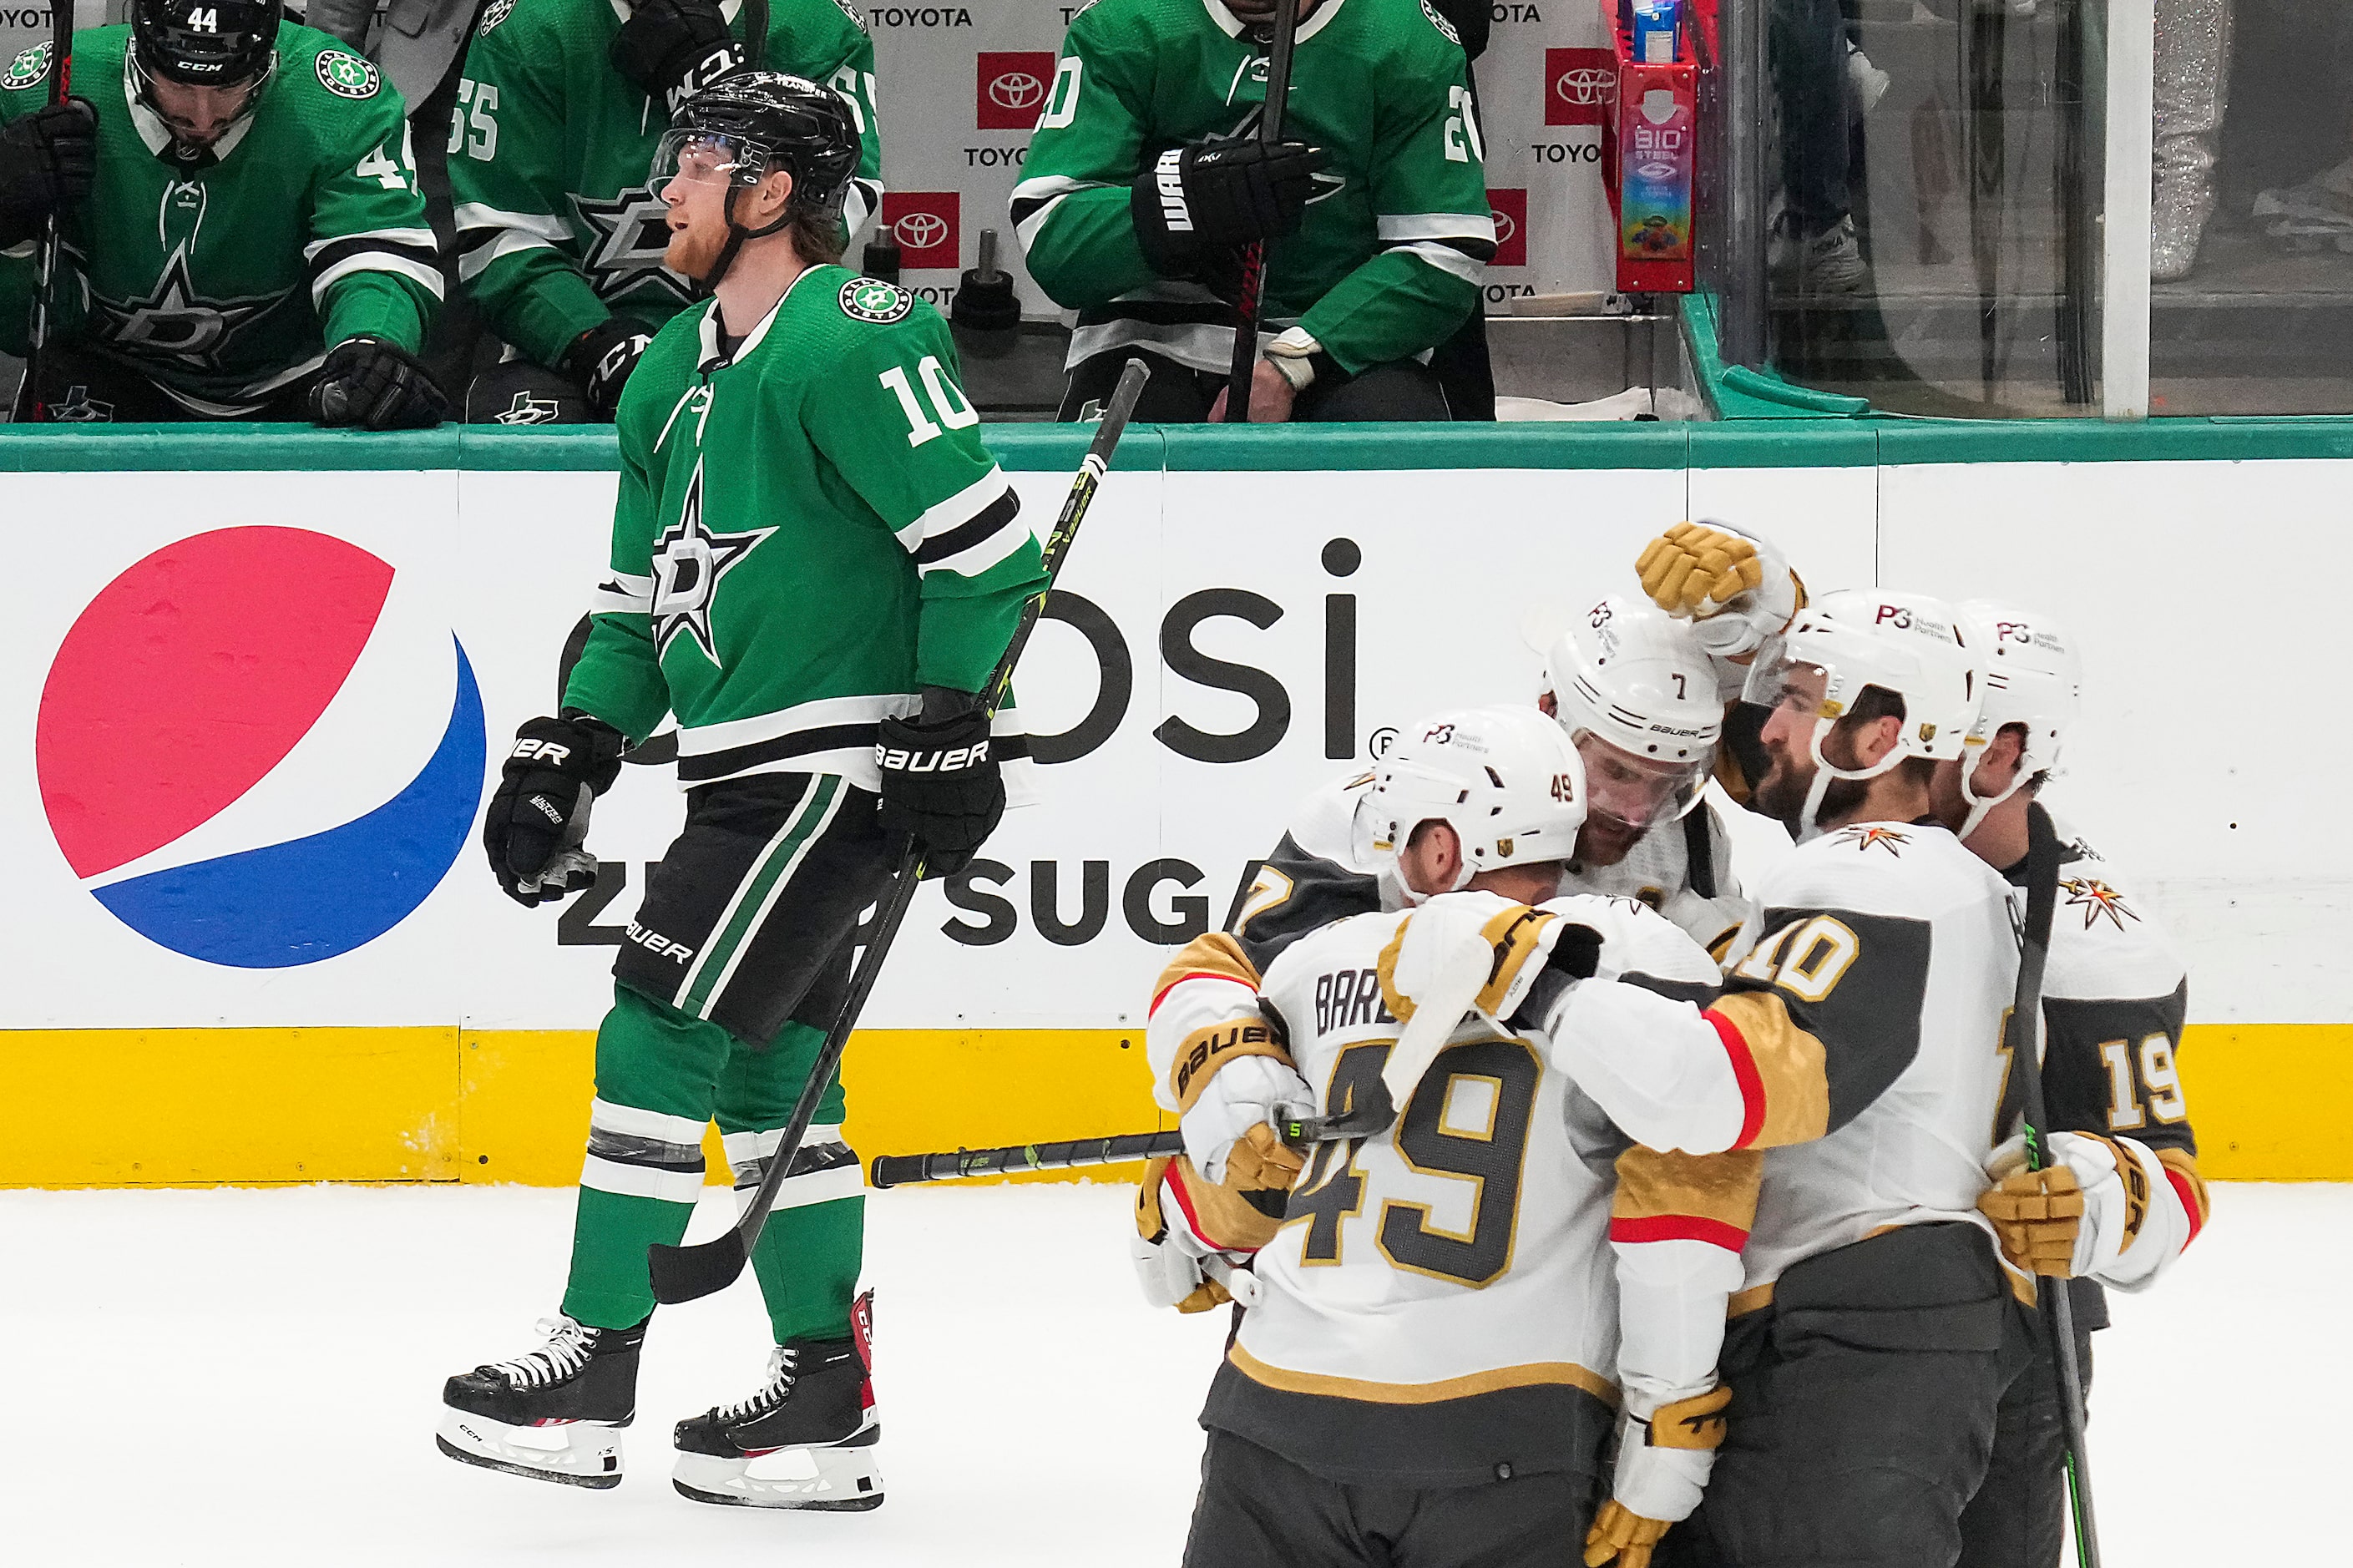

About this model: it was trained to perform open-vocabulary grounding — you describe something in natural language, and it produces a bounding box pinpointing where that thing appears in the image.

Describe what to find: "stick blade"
[648,1230,747,1305]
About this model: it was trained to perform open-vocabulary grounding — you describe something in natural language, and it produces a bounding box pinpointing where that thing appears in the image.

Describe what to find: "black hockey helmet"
[652,71,860,215]
[130,0,283,87]
[650,72,860,288]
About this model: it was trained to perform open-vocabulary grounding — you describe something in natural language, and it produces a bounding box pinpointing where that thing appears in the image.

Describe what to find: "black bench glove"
[483,714,627,906]
[1129,135,1323,280]
[610,0,747,115]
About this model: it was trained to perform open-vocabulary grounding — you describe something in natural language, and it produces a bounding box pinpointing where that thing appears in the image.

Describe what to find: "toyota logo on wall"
[1556,67,1611,106]
[896,212,949,250]
[1544,48,1614,127]
[989,72,1045,110]
[1490,209,1517,245]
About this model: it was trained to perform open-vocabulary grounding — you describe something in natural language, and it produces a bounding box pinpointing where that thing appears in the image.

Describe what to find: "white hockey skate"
[671,1290,883,1510]
[437,1315,645,1490]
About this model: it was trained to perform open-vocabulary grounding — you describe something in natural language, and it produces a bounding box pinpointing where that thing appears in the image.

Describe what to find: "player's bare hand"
[1207,359,1296,423]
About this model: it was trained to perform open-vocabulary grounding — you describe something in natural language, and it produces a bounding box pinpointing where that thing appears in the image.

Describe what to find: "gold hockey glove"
[1637,522,1764,616]
[1585,1502,1672,1568]
[1978,1163,2086,1276]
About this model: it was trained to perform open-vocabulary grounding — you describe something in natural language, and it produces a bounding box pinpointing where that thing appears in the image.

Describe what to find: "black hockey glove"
[483,714,628,907]
[610,0,747,115]
[0,99,97,248]
[309,336,453,430]
[1128,136,1323,280]
[561,316,655,420]
[875,694,1003,880]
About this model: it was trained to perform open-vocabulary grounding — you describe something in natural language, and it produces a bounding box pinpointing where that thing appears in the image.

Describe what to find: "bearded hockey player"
[449,0,881,423]
[1227,594,1751,978]
[0,0,447,423]
[1932,602,2209,1568]
[1556,589,2030,1568]
[1141,707,1742,1565]
[439,74,1040,1509]
[1011,0,1495,422]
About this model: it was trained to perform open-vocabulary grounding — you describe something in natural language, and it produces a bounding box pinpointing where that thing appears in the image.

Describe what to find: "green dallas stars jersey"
[449,0,883,371]
[1010,0,1493,378]
[565,267,1045,792]
[0,26,438,412]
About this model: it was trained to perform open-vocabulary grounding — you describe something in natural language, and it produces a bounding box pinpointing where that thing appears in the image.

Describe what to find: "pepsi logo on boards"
[36,527,485,969]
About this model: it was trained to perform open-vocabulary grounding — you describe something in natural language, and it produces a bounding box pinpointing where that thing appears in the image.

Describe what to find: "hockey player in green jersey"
[1011,0,1495,422]
[440,73,1041,1509]
[448,0,882,424]
[0,0,447,423]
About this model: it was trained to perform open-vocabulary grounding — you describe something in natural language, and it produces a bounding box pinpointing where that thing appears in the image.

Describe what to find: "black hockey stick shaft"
[10,4,71,423]
[2010,802,2102,1568]
[869,1130,1183,1188]
[744,0,769,68]
[647,356,1153,1306]
[866,1099,1386,1189]
[1219,0,1299,423]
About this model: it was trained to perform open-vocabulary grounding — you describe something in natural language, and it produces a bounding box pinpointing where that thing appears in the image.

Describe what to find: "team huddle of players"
[0,0,1495,423]
[1138,521,2209,1567]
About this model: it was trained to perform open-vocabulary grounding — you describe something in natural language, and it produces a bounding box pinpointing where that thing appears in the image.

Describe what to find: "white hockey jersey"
[2008,818,2208,1306]
[1223,766,1753,974]
[1726,819,2022,1292]
[1189,896,1728,1487]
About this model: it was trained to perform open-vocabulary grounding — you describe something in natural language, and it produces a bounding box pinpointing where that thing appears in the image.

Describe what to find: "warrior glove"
[562,316,654,419]
[0,99,95,248]
[310,336,453,430]
[610,0,747,115]
[1129,136,1323,281]
[876,694,1002,879]
[1635,521,1804,664]
[483,714,626,906]
[1586,1385,1732,1568]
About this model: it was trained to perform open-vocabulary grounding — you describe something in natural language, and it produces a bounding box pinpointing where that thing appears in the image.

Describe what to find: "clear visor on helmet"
[1740,640,1835,721]
[1567,729,1708,836]
[650,129,767,190]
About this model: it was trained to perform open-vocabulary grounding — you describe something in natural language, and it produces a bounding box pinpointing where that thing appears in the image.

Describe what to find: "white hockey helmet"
[1543,594,1722,834]
[1364,706,1588,900]
[1741,588,1980,836]
[1953,599,2081,839]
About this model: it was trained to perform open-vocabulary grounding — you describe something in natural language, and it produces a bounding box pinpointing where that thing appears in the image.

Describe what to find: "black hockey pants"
[1182,1429,1596,1568]
[1955,1282,2098,1568]
[1667,1223,2038,1568]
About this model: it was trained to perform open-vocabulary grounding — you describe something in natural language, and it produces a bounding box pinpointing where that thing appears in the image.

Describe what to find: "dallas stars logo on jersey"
[650,459,776,664]
[574,186,695,305]
[94,245,285,363]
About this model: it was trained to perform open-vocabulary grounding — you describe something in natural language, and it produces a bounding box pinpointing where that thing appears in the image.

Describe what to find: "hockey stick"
[2010,801,2103,1568]
[864,1098,1394,1188]
[1218,0,1299,423]
[743,0,769,69]
[8,3,72,423]
[646,355,1153,1306]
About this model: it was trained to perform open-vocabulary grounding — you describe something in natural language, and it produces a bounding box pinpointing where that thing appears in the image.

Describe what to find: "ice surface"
[0,1181,2335,1564]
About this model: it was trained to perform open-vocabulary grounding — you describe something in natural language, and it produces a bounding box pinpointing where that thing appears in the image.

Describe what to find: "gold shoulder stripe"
[1151,931,1262,1013]
[1227,1341,1619,1408]
[1707,990,1831,1148]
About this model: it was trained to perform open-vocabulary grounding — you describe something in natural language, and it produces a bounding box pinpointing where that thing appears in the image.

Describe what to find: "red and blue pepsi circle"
[37,526,486,968]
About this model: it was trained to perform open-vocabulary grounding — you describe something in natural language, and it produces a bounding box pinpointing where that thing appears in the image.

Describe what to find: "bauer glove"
[310,336,453,431]
[1379,892,1602,1030]
[1129,136,1323,281]
[1979,1130,2195,1286]
[1635,521,1804,663]
[610,0,746,115]
[1586,1385,1731,1568]
[875,691,1003,879]
[1179,1055,1313,1193]
[483,714,626,906]
[562,316,654,420]
[0,99,95,248]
